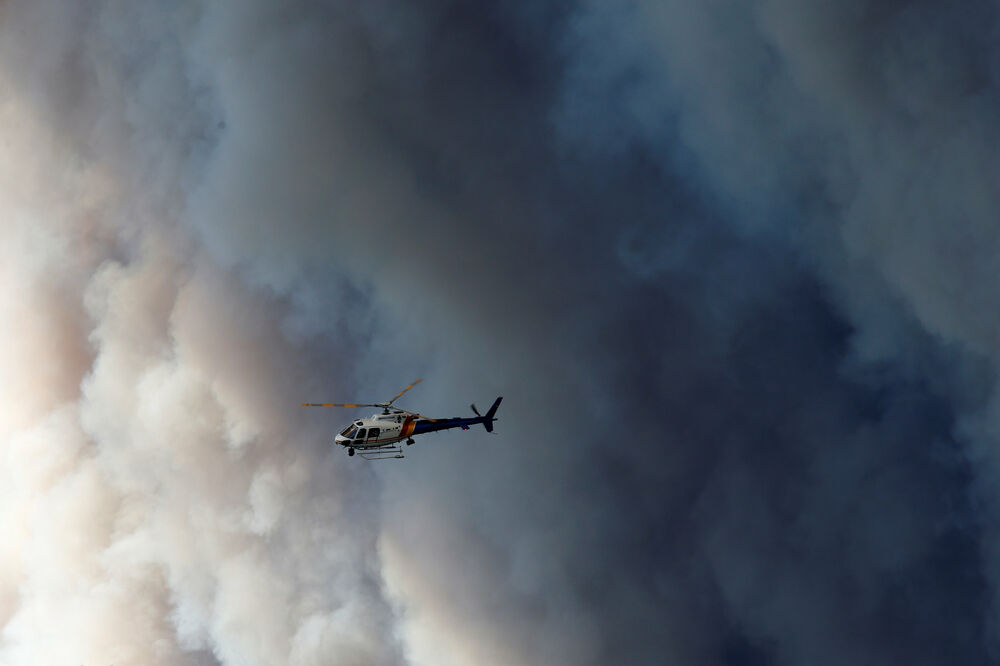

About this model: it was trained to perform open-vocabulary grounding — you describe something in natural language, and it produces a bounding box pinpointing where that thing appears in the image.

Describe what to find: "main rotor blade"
[386,378,423,405]
[301,402,380,408]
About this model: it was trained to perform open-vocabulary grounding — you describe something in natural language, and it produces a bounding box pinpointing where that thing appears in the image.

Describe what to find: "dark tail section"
[482,396,502,432]
[471,397,503,432]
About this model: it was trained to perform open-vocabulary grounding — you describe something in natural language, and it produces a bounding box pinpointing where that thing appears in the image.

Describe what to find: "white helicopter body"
[304,379,502,459]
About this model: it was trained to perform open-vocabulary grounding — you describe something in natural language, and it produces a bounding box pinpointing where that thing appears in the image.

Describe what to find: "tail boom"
[410,397,503,436]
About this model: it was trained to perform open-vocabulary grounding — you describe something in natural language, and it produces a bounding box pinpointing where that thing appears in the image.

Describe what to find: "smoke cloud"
[1,1,999,664]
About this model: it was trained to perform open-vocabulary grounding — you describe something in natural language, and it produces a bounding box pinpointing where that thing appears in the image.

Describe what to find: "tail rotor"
[473,397,502,432]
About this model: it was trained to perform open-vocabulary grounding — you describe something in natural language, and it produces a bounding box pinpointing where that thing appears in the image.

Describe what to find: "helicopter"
[303,379,502,460]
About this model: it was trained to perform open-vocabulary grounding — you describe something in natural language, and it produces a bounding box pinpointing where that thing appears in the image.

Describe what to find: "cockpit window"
[340,425,355,437]
[356,428,367,440]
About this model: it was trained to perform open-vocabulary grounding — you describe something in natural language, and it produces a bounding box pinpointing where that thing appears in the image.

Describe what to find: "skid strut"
[357,445,404,460]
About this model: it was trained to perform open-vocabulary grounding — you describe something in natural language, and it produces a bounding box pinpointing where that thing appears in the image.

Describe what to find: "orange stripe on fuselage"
[402,416,416,438]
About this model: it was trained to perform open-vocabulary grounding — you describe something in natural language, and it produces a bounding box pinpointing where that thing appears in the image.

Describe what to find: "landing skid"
[357,445,404,460]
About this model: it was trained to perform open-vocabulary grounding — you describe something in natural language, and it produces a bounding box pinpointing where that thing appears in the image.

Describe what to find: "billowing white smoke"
[0,62,400,665]
[0,3,576,664]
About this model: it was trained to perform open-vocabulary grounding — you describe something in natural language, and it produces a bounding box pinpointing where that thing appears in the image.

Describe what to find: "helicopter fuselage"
[334,409,497,452]
[303,379,501,459]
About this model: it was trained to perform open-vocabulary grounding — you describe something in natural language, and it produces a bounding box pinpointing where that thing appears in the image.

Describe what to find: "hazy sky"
[2,1,1000,664]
